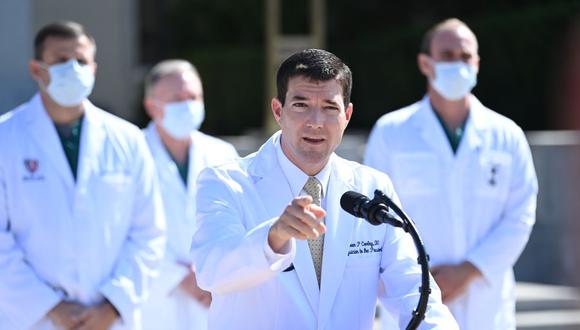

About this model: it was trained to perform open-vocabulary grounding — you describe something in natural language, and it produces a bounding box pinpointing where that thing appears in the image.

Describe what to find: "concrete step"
[516,282,580,330]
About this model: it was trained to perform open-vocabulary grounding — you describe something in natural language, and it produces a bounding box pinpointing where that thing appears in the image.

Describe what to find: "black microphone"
[340,191,404,227]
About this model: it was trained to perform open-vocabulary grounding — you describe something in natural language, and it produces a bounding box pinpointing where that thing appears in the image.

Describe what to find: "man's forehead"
[153,71,202,94]
[431,26,478,51]
[42,36,95,56]
[44,35,93,49]
[157,71,200,87]
[288,76,341,91]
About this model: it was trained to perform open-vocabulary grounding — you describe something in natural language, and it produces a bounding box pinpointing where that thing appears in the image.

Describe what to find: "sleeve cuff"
[465,256,494,286]
[263,226,296,272]
[100,280,136,327]
[16,288,62,330]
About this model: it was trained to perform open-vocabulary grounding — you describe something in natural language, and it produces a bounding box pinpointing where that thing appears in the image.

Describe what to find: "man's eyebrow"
[323,99,340,106]
[289,95,308,101]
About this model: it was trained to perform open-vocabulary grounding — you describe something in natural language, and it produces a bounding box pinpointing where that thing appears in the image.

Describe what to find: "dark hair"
[276,49,352,107]
[420,18,472,55]
[34,21,95,60]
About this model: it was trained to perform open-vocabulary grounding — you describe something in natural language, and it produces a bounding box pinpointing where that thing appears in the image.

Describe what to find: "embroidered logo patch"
[23,158,44,181]
[24,159,39,174]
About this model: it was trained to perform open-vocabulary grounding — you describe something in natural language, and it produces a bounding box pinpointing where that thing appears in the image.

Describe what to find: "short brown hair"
[276,49,352,107]
[34,21,96,60]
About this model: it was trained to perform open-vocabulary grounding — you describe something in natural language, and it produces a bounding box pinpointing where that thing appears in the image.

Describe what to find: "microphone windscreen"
[340,191,368,217]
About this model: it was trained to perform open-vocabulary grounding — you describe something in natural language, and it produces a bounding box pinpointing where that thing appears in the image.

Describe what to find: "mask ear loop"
[34,61,51,92]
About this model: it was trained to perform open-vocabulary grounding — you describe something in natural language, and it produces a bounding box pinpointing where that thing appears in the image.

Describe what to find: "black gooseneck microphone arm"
[369,189,431,330]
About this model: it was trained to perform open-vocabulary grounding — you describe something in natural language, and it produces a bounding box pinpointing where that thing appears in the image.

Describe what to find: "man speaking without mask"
[190,48,457,329]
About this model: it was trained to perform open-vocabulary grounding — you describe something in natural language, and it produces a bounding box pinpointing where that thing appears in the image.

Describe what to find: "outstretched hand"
[268,195,326,253]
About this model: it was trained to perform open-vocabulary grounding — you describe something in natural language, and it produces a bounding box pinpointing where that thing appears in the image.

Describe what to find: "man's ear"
[271,97,283,124]
[417,53,433,79]
[28,60,44,82]
[144,97,162,121]
[345,102,353,122]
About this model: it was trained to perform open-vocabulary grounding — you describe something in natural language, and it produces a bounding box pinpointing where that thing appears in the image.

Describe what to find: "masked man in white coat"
[0,21,166,330]
[140,60,238,329]
[190,48,458,329]
[365,18,538,330]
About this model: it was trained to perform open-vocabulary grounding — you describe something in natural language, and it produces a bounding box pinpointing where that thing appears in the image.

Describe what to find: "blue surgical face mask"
[41,59,95,107]
[161,100,205,139]
[431,61,477,101]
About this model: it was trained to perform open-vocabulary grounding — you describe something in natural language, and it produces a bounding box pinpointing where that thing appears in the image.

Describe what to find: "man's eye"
[292,103,307,108]
[325,106,339,111]
[77,59,88,65]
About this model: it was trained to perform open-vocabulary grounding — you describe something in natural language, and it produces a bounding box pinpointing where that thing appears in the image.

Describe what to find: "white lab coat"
[0,94,166,330]
[141,124,238,330]
[365,96,538,330]
[190,132,458,330]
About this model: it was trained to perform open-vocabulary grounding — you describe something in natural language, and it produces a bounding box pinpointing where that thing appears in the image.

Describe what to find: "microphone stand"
[370,189,431,330]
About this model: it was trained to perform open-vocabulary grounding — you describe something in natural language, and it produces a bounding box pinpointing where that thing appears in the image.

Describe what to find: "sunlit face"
[145,70,204,122]
[419,25,480,80]
[272,75,353,175]
[29,35,97,87]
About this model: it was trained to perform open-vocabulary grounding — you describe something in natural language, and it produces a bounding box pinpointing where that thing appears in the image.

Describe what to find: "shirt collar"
[275,133,332,198]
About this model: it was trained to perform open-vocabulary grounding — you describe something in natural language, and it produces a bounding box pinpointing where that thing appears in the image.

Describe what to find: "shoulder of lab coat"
[0,96,65,329]
[364,99,423,173]
[191,130,239,161]
[463,97,538,283]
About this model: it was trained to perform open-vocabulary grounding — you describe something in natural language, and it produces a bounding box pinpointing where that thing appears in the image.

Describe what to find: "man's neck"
[40,91,85,125]
[428,88,470,132]
[156,123,191,165]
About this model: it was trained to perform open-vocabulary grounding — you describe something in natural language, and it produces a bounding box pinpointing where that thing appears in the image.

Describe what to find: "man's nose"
[307,108,324,128]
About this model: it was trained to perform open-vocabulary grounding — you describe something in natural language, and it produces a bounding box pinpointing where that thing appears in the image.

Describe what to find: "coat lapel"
[415,98,454,158]
[248,132,320,316]
[144,123,187,196]
[188,131,207,194]
[25,94,75,191]
[75,103,106,187]
[317,157,356,330]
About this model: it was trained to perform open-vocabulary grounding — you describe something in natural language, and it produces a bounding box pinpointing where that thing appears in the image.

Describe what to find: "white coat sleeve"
[378,183,459,329]
[364,121,393,174]
[466,128,538,283]
[190,166,295,295]
[99,134,166,324]
[0,163,63,329]
[150,257,190,297]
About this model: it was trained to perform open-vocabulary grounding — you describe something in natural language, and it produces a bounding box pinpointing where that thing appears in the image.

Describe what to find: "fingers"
[283,210,319,237]
[292,195,313,208]
[268,196,328,251]
[72,309,91,329]
[307,203,326,219]
[288,198,326,234]
[430,266,442,275]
